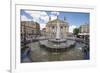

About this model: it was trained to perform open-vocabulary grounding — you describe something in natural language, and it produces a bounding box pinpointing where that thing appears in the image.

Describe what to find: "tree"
[73,28,79,36]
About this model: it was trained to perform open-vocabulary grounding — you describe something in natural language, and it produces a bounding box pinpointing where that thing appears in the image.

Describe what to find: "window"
[52,26,54,29]
[61,26,63,29]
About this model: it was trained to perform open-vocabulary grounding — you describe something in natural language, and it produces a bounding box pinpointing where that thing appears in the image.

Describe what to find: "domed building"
[46,17,69,39]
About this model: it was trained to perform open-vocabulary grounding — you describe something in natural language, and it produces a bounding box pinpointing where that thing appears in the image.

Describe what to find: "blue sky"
[58,12,89,27]
[21,9,89,32]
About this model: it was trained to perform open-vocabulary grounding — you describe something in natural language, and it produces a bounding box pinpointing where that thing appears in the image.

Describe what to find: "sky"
[20,9,90,32]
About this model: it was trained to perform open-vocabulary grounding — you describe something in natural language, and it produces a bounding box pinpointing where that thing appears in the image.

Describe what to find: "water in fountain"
[56,18,60,40]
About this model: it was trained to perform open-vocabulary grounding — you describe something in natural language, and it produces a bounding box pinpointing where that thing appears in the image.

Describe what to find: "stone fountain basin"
[48,39,66,43]
[39,39,76,52]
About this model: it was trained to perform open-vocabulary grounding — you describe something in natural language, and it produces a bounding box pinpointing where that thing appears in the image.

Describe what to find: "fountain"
[39,18,76,52]
[56,17,61,40]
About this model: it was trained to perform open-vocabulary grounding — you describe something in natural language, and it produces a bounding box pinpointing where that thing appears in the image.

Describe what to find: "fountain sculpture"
[39,17,75,52]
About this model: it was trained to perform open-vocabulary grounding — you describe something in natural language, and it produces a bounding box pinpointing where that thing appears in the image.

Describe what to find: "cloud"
[40,14,49,23]
[21,15,32,21]
[51,12,59,16]
[50,15,57,20]
[69,25,77,33]
[50,11,60,20]
[40,23,46,30]
[25,11,49,23]
[21,10,50,29]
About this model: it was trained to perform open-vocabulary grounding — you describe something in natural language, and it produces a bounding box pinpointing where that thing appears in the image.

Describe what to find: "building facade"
[45,18,69,39]
[78,24,89,40]
[79,24,89,33]
[21,21,40,42]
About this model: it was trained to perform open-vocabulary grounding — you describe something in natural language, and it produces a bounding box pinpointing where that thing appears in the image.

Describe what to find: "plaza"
[20,10,90,63]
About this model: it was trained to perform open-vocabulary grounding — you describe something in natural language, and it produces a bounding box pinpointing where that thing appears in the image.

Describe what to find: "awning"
[78,33,89,35]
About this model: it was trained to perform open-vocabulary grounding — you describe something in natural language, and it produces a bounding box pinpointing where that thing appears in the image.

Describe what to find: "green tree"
[73,28,79,35]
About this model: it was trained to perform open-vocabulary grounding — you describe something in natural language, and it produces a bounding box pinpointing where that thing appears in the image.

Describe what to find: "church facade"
[45,18,69,39]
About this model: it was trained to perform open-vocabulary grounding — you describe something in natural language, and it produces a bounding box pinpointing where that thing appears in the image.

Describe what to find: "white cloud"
[69,25,77,33]
[21,15,32,21]
[22,10,50,29]
[40,15,49,23]
[40,12,47,16]
[40,23,46,30]
[25,11,49,23]
[49,11,60,20]
[51,12,59,16]
[50,15,57,20]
